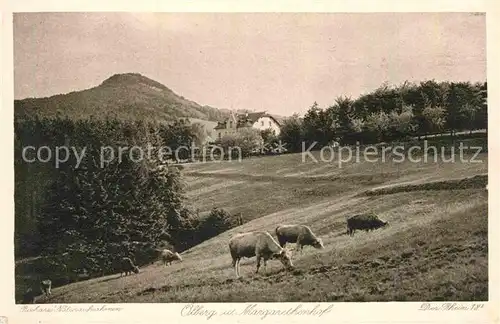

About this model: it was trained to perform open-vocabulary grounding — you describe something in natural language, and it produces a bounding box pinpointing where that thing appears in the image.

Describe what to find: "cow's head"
[175,252,183,262]
[274,248,294,270]
[133,266,140,274]
[312,237,324,249]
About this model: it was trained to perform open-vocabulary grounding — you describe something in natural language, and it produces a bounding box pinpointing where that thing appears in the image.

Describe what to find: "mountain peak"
[100,73,169,91]
[15,72,230,123]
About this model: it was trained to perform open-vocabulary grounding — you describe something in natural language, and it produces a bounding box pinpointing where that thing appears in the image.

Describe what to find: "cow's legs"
[295,242,303,254]
[236,259,241,278]
[234,259,239,278]
[296,234,304,254]
[255,255,261,273]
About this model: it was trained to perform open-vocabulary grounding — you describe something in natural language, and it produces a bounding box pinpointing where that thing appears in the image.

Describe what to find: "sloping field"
[39,150,488,303]
[181,150,488,220]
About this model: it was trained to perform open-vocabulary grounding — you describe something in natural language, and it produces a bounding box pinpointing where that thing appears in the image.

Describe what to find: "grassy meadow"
[39,148,488,303]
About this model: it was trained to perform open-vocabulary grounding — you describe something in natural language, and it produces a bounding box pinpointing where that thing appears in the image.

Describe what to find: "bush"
[197,207,235,241]
[279,114,304,153]
[364,111,391,143]
[388,105,417,140]
[218,128,263,158]
[167,207,238,252]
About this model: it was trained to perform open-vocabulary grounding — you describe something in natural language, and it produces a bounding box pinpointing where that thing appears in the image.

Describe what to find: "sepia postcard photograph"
[1,1,499,324]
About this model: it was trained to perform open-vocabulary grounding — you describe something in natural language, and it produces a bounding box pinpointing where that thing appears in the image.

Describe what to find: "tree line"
[279,80,487,151]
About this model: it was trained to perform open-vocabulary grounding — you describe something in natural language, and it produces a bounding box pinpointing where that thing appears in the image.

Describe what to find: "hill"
[14,73,231,123]
[36,148,488,303]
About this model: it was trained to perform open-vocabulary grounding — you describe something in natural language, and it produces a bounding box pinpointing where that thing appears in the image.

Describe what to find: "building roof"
[214,112,239,129]
[214,111,281,130]
[244,112,267,123]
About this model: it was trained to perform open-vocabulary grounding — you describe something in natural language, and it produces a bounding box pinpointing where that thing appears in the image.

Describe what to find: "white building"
[213,111,281,140]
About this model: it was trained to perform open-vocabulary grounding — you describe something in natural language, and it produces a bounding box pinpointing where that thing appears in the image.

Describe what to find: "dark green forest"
[14,116,236,297]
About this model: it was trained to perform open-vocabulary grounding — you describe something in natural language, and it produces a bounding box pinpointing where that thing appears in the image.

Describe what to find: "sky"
[13,12,486,116]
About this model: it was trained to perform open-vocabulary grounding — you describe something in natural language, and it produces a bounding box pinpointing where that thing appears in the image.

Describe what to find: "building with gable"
[213,111,281,140]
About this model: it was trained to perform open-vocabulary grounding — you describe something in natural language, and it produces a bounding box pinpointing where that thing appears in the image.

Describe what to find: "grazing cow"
[40,279,52,296]
[229,231,294,278]
[347,213,388,236]
[275,224,324,253]
[160,249,183,266]
[119,257,140,277]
